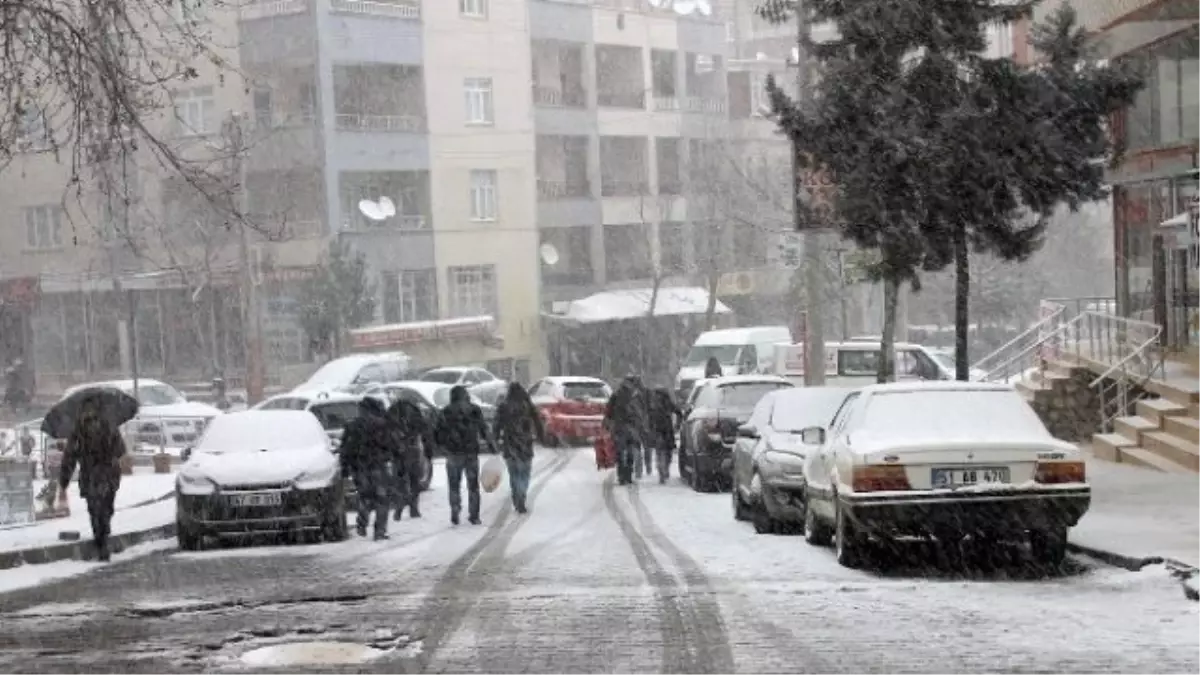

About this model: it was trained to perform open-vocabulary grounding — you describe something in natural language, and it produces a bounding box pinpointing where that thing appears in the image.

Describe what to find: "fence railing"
[334,113,425,133]
[329,0,420,18]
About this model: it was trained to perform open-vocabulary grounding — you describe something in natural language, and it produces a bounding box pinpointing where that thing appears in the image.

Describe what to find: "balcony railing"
[335,113,425,133]
[657,178,682,195]
[543,269,595,287]
[653,95,680,111]
[239,0,307,20]
[537,179,591,200]
[683,96,726,114]
[341,214,429,231]
[597,90,645,109]
[248,112,316,132]
[329,0,420,19]
[600,180,649,197]
[532,85,587,108]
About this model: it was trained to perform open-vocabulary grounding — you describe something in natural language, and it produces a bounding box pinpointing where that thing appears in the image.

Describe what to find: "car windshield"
[861,389,1050,440]
[769,389,854,432]
[120,383,185,406]
[421,370,463,384]
[308,401,361,431]
[717,382,791,408]
[562,382,610,400]
[685,345,742,366]
[197,413,325,453]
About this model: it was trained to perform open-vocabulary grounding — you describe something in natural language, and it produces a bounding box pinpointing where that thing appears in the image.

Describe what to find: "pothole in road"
[197,624,423,670]
[238,641,388,667]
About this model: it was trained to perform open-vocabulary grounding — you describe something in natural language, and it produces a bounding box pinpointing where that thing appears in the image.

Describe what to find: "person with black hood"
[648,387,682,483]
[494,382,544,514]
[58,399,126,562]
[340,397,398,540]
[604,375,647,486]
[434,385,496,525]
[387,396,433,520]
[704,356,723,380]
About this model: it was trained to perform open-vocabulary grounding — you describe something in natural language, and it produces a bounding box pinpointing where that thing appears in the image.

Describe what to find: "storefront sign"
[349,316,497,350]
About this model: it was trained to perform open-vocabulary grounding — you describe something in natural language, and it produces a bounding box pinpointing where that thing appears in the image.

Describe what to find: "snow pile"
[238,641,389,667]
[0,539,174,594]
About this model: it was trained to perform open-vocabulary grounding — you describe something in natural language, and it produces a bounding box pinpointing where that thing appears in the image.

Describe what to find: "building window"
[658,221,687,274]
[540,226,593,286]
[24,205,64,250]
[603,223,653,282]
[469,169,498,221]
[460,0,487,18]
[448,265,498,318]
[464,78,494,125]
[174,86,216,136]
[1122,30,1199,152]
[382,269,438,323]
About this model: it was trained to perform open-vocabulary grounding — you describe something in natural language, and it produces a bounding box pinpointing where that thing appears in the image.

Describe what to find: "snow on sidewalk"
[1071,456,1199,568]
[0,539,175,594]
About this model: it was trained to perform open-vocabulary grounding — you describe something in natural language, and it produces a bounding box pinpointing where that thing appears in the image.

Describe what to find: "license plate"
[228,493,283,508]
[932,467,1010,488]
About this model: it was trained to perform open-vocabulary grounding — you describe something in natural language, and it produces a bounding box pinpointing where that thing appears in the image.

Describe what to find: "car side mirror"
[737,424,758,439]
[799,426,825,445]
[181,447,192,463]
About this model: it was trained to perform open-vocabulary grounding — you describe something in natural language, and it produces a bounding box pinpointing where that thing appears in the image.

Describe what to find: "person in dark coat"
[4,359,30,414]
[340,397,398,540]
[494,382,544,514]
[648,388,682,483]
[58,401,126,562]
[387,397,432,520]
[604,375,647,486]
[435,385,496,525]
[704,357,723,380]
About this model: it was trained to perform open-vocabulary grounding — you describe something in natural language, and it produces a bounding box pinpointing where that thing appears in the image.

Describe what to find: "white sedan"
[175,410,347,550]
[802,381,1090,568]
[63,379,222,453]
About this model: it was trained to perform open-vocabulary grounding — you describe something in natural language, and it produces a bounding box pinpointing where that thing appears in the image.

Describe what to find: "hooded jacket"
[59,415,125,499]
[495,383,544,461]
[340,397,398,477]
[435,385,494,456]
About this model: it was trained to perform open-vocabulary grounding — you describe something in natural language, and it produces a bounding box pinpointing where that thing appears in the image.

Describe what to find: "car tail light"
[852,465,911,492]
[1035,461,1085,484]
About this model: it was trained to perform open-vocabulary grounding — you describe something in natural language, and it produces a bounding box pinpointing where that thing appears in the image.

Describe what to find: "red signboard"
[349,317,496,350]
[0,277,40,309]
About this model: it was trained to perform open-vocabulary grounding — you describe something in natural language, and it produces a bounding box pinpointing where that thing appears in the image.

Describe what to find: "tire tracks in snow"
[409,449,575,669]
[602,474,735,674]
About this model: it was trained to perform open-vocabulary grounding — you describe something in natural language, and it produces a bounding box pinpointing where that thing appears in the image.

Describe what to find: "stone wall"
[1027,365,1104,442]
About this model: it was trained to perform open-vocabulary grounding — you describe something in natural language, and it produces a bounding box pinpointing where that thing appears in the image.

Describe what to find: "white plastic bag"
[481,454,505,493]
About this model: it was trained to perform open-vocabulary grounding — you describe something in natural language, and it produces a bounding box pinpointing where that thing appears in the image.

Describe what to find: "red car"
[528,377,612,447]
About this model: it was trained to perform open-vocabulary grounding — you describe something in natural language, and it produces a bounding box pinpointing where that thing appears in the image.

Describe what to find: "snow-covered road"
[0,447,1194,673]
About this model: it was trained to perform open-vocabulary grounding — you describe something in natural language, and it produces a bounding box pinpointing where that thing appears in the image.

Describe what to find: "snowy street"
[0,447,1195,674]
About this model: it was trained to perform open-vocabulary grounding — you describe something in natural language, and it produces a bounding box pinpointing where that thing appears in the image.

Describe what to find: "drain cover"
[238,641,388,667]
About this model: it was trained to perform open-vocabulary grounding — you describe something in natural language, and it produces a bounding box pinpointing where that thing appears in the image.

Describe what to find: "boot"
[393,509,403,522]
[409,504,421,519]
[96,541,111,563]
[451,512,460,526]
[356,524,368,537]
[468,515,481,525]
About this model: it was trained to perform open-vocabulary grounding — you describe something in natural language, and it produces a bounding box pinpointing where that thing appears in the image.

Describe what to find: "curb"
[1067,541,1166,572]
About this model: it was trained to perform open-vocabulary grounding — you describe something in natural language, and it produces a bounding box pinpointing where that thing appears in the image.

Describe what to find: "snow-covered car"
[363,380,497,448]
[175,410,347,549]
[731,386,857,534]
[62,379,222,453]
[419,366,508,405]
[926,347,987,381]
[295,352,415,395]
[528,376,612,446]
[801,381,1090,569]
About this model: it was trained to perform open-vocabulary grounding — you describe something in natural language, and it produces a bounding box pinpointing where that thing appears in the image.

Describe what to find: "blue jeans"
[505,456,532,511]
[614,431,640,484]
[445,454,480,520]
[354,469,389,537]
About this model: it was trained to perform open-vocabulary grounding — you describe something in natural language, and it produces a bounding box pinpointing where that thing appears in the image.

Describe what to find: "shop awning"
[348,315,498,350]
[547,286,730,325]
[1159,211,1190,229]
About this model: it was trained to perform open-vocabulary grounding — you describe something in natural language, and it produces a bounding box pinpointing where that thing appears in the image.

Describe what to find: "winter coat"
[59,417,125,500]
[648,389,681,450]
[495,396,544,462]
[387,399,433,460]
[605,383,647,444]
[340,400,399,479]
[435,388,494,456]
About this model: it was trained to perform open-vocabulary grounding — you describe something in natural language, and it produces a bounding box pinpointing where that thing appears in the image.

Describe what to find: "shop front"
[346,315,509,375]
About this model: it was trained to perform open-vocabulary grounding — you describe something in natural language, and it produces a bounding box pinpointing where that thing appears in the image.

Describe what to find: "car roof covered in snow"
[694,326,790,345]
[857,380,1014,395]
[197,410,328,451]
[62,379,171,398]
[541,376,608,385]
[704,374,794,388]
[259,390,362,407]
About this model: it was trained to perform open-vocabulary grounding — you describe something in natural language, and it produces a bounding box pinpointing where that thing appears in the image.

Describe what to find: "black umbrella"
[41,387,140,440]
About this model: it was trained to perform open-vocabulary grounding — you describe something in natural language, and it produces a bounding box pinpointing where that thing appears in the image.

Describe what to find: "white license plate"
[228,493,283,508]
[931,467,1010,488]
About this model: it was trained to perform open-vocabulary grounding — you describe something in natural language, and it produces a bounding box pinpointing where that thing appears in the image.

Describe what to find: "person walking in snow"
[647,387,682,483]
[58,401,126,562]
[435,385,496,525]
[604,375,647,486]
[494,382,543,514]
[340,397,398,540]
[387,396,432,520]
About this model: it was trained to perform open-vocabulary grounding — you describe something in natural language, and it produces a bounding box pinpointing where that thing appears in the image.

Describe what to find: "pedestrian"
[494,382,543,514]
[604,375,647,486]
[211,377,232,412]
[387,396,432,520]
[648,388,682,483]
[339,397,398,540]
[434,385,496,525]
[4,359,30,415]
[704,356,723,380]
[58,400,126,562]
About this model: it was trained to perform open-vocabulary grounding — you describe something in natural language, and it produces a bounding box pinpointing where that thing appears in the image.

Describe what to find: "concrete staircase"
[1094,369,1200,474]
[1011,359,1101,443]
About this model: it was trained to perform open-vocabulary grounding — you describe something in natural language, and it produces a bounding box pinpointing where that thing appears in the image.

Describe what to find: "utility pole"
[792,0,826,386]
[224,112,265,405]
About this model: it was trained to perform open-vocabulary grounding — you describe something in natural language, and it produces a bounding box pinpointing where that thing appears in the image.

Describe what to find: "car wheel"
[804,502,833,546]
[1030,526,1068,567]
[322,507,348,543]
[177,520,203,551]
[751,487,780,534]
[732,487,750,522]
[834,502,864,569]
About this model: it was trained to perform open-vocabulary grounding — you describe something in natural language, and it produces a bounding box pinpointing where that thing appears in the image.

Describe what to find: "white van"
[773,341,981,386]
[675,326,792,397]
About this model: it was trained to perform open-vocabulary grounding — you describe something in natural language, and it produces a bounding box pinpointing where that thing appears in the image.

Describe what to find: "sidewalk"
[1069,454,1199,570]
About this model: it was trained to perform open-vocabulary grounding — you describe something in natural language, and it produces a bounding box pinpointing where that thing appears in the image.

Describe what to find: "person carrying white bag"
[434,385,497,526]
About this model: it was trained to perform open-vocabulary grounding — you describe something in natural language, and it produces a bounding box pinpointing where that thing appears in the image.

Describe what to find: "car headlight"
[760,450,806,477]
[177,471,215,495]
[294,463,338,488]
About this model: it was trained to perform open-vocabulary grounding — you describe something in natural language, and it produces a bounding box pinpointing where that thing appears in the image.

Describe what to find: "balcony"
[330,0,420,19]
[537,135,590,201]
[338,170,431,233]
[683,96,726,114]
[600,136,649,197]
[540,227,594,287]
[651,49,679,113]
[656,137,682,196]
[533,86,587,108]
[334,64,425,129]
[596,44,645,110]
[538,180,591,200]
[335,114,425,133]
[685,52,725,114]
[532,40,588,109]
[239,0,307,20]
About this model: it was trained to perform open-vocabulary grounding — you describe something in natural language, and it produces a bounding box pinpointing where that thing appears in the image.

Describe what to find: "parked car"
[528,376,612,446]
[419,366,508,405]
[175,410,348,550]
[731,387,856,534]
[62,379,222,454]
[678,375,794,492]
[801,381,1091,568]
[362,380,497,450]
[295,352,415,395]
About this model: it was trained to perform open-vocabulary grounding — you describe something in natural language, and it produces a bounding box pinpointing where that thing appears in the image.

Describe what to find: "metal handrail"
[981,311,1087,382]
[1088,316,1164,386]
[972,303,1066,373]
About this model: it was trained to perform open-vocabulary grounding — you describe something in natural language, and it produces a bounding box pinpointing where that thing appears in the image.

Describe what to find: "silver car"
[731,387,856,534]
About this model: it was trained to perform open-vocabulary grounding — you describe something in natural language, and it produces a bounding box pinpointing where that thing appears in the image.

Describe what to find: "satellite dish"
[756,51,768,61]
[358,199,386,222]
[695,0,712,15]
[672,0,697,14]
[378,196,397,218]
[539,243,560,266]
